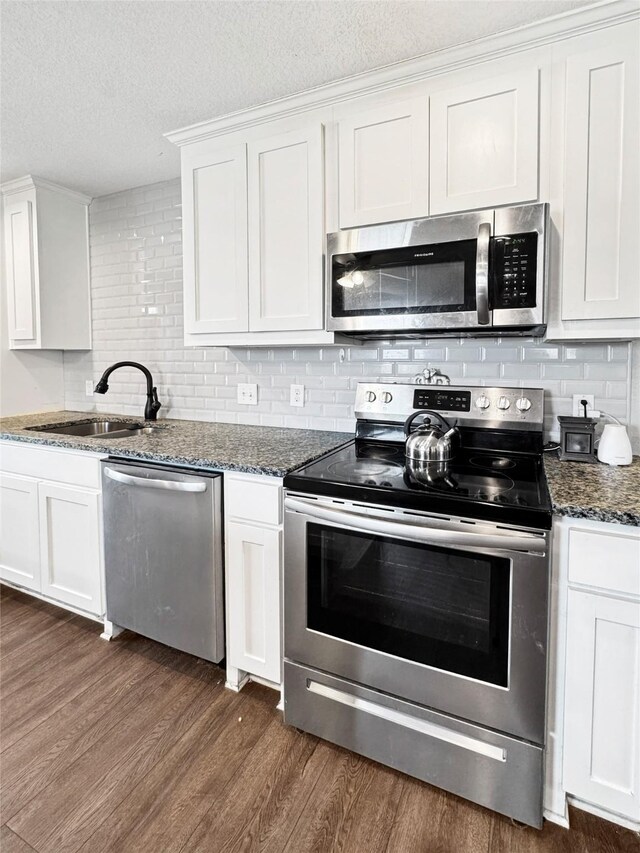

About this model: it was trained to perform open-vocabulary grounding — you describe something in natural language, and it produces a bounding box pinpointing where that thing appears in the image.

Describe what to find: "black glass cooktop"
[285,439,552,529]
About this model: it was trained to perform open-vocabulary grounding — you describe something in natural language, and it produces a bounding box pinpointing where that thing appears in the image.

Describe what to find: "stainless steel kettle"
[404,410,459,463]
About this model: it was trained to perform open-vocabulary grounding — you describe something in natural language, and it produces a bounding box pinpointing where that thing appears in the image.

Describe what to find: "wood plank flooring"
[1,586,638,853]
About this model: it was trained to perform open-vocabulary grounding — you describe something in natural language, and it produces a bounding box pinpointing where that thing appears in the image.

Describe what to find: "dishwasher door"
[102,459,224,662]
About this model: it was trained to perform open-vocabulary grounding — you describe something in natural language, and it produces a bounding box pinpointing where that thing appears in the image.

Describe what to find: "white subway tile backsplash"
[63,178,633,441]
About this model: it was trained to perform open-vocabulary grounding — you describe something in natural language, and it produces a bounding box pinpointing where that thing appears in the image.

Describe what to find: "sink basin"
[27,420,145,438]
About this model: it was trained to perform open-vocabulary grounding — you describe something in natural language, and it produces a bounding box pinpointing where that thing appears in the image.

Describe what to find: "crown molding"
[166,0,639,147]
[1,175,92,204]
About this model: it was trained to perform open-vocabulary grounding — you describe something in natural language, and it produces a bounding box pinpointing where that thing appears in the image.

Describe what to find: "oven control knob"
[475,395,491,410]
[365,391,377,403]
[381,392,393,404]
[497,396,511,410]
[516,397,532,412]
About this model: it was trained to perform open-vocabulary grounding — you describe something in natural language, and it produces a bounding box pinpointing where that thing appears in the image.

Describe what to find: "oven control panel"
[355,382,544,429]
[412,389,471,412]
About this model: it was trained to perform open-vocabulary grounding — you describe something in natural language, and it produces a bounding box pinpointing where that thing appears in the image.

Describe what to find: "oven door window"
[307,524,510,687]
[331,239,477,317]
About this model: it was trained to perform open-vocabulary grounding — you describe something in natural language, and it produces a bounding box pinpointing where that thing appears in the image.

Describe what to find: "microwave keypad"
[492,233,538,310]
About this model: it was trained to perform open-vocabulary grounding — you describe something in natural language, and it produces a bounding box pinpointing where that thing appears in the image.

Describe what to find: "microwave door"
[330,244,481,334]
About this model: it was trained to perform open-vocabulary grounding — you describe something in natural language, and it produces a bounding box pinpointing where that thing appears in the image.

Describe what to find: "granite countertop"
[0,411,352,478]
[544,453,640,527]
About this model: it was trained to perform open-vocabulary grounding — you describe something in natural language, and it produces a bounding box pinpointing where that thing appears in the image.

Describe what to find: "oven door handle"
[475,221,491,326]
[284,497,546,554]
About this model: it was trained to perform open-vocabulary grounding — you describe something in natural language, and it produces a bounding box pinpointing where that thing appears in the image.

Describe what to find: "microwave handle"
[475,222,491,326]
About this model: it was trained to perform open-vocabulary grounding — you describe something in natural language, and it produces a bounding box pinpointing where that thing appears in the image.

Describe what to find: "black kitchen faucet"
[94,361,162,421]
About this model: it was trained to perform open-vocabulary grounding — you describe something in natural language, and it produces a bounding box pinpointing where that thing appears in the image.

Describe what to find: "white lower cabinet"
[38,482,102,614]
[553,517,640,827]
[0,443,103,617]
[564,590,640,821]
[224,472,283,689]
[0,473,41,591]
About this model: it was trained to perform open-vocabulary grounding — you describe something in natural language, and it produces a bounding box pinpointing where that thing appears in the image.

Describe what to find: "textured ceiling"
[1,0,594,197]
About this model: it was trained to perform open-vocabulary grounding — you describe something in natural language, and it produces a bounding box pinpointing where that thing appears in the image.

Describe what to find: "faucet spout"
[94,361,162,421]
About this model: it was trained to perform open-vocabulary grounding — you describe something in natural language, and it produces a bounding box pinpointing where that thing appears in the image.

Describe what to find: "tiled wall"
[64,178,634,441]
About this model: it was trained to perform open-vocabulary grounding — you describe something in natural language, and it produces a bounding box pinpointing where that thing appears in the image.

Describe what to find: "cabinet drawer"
[568,526,640,597]
[224,473,282,526]
[0,442,102,490]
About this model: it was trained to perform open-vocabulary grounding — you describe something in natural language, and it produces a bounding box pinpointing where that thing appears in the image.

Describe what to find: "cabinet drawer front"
[568,527,640,597]
[224,473,282,526]
[0,443,102,489]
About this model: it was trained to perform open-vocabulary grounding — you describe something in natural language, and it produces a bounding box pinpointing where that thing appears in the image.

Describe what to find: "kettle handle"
[404,409,451,438]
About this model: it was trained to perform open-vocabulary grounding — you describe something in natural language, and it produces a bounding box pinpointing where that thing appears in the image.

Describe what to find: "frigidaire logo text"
[414,252,434,257]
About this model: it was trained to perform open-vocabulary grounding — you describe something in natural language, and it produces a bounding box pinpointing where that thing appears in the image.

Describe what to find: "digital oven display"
[413,389,471,411]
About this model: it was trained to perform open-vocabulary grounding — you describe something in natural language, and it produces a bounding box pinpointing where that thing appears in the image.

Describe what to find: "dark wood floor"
[1,587,638,853]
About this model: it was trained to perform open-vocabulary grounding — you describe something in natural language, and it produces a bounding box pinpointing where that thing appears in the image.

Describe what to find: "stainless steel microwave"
[326,203,548,338]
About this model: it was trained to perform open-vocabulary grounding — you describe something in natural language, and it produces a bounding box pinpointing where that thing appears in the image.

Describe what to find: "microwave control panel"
[491,233,538,309]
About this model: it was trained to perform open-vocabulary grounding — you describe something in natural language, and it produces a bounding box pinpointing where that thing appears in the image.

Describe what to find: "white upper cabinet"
[430,68,539,214]
[1,176,91,350]
[248,124,324,332]
[560,23,639,323]
[182,145,249,335]
[337,98,429,228]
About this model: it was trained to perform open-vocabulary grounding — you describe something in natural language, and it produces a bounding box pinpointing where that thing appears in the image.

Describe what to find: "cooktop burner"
[285,438,551,528]
[284,381,551,528]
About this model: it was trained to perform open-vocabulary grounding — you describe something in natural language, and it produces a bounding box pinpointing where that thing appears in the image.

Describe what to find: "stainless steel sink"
[25,420,165,439]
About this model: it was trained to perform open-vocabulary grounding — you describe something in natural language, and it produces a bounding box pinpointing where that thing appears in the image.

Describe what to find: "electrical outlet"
[237,383,258,405]
[85,380,94,397]
[572,394,595,417]
[290,384,305,407]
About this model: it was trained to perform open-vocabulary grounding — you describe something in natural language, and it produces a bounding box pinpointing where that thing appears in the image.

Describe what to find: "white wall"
[0,244,64,416]
[63,179,635,444]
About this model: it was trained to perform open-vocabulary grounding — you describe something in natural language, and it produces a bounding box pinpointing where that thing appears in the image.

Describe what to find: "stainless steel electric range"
[282,382,552,828]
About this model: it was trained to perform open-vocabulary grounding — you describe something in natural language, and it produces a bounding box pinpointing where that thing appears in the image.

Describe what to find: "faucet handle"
[146,387,162,421]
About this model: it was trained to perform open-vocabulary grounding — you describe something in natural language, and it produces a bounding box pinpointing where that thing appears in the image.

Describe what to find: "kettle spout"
[443,426,459,441]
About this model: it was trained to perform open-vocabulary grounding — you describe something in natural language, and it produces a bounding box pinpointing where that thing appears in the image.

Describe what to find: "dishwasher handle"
[104,466,207,493]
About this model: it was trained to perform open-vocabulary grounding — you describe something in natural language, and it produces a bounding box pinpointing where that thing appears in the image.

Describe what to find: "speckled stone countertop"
[544,453,640,527]
[0,411,352,478]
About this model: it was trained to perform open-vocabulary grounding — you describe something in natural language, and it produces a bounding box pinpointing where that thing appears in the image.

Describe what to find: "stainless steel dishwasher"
[102,458,224,662]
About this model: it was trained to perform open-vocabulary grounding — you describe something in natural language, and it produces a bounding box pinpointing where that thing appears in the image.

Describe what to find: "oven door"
[284,493,550,744]
[327,211,493,334]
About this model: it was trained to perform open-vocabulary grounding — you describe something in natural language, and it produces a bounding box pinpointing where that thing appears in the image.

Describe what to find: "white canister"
[597,424,633,466]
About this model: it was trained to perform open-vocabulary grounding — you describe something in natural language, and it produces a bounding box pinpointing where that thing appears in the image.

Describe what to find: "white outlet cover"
[290,384,305,407]
[237,383,258,405]
[572,394,595,417]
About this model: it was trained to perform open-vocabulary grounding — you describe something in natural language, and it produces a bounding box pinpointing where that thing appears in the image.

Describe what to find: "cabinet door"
[0,473,40,591]
[226,520,281,684]
[561,27,640,321]
[182,144,249,334]
[564,589,640,820]
[248,125,324,332]
[38,483,102,615]
[3,200,38,343]
[430,68,539,214]
[338,98,429,227]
